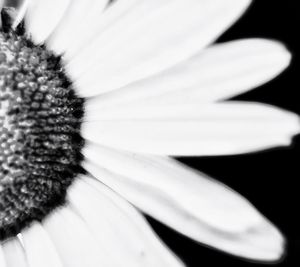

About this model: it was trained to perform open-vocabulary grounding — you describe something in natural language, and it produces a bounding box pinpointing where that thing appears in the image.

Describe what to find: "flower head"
[0,0,299,266]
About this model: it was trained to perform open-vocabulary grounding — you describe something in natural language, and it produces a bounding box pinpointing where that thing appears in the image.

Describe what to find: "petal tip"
[272,41,292,70]
[226,219,286,263]
[284,112,300,139]
[250,222,286,263]
[257,38,292,69]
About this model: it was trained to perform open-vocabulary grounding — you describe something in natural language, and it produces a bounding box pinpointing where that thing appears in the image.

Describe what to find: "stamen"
[0,16,84,239]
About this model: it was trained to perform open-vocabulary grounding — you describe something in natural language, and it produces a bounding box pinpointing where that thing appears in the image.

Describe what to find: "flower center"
[0,19,84,239]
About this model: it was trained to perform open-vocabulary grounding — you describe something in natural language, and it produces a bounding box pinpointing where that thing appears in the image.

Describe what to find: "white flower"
[0,0,299,266]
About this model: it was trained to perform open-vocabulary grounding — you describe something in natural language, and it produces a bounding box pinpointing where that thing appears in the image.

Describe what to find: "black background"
[147,1,299,266]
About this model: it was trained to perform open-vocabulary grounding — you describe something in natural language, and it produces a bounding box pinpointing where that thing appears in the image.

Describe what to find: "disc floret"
[0,28,84,239]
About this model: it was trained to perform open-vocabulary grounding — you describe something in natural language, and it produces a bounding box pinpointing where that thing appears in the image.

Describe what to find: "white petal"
[43,206,117,267]
[83,145,285,261]
[0,244,7,267]
[83,102,299,156]
[12,0,29,29]
[67,0,251,97]
[0,0,4,18]
[25,0,71,44]
[47,0,109,55]
[53,0,138,57]
[87,39,291,108]
[22,223,63,267]
[68,176,184,267]
[2,238,28,267]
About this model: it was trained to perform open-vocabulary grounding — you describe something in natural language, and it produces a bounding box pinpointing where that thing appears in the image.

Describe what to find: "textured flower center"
[0,27,84,239]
